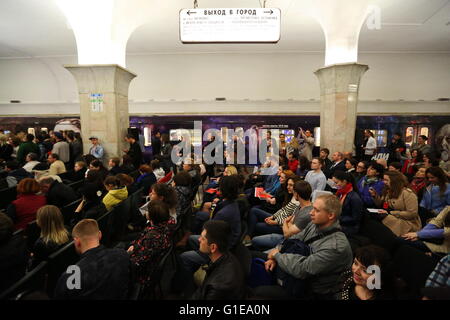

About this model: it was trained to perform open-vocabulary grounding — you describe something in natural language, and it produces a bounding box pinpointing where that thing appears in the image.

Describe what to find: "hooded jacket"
[102,187,128,211]
[175,185,192,217]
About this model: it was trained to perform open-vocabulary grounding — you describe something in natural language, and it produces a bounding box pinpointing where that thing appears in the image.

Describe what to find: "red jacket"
[288,159,299,172]
[12,194,47,230]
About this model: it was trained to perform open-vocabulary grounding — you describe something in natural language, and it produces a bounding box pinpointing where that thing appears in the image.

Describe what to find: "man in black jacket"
[191,220,245,300]
[387,132,406,163]
[39,177,78,208]
[124,134,142,170]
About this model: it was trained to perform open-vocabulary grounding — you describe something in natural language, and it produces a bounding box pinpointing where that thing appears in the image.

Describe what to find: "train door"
[403,125,432,150]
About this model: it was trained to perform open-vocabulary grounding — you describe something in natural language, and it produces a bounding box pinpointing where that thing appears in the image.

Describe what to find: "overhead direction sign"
[180,8,281,43]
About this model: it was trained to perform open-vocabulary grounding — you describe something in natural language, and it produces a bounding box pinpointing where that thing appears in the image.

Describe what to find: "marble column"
[314,63,369,156]
[65,65,136,162]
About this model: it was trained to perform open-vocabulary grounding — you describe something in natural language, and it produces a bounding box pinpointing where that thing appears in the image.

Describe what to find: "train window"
[281,129,294,143]
[27,128,35,136]
[143,127,151,147]
[405,127,415,147]
[170,129,180,141]
[370,129,387,147]
[192,129,202,147]
[40,127,48,133]
[314,127,320,147]
[420,127,429,143]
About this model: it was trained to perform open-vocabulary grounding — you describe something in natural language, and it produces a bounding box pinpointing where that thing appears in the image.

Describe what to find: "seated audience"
[357,162,385,208]
[370,170,421,236]
[409,166,427,203]
[182,160,201,188]
[423,153,440,169]
[150,159,165,181]
[422,253,450,300]
[305,157,327,197]
[181,175,241,273]
[108,157,122,175]
[402,206,450,256]
[345,158,359,179]
[287,152,299,172]
[172,171,193,218]
[6,178,47,230]
[332,171,364,236]
[70,161,87,182]
[376,158,388,170]
[5,160,32,187]
[119,154,135,175]
[74,179,106,221]
[47,153,67,176]
[388,162,402,172]
[102,176,128,211]
[116,173,138,195]
[89,159,109,182]
[149,183,178,223]
[54,219,130,299]
[325,151,346,179]
[22,152,40,173]
[402,149,423,177]
[420,167,450,216]
[191,220,246,300]
[255,194,352,300]
[39,176,78,208]
[296,155,310,180]
[30,205,70,268]
[251,180,313,251]
[136,164,157,195]
[127,200,172,297]
[336,245,394,300]
[0,213,28,292]
[355,161,368,184]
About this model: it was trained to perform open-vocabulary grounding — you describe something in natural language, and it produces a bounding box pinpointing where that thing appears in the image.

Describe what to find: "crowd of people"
[0,127,449,300]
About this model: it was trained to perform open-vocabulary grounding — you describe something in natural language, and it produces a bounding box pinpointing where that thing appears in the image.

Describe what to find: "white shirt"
[365,136,377,156]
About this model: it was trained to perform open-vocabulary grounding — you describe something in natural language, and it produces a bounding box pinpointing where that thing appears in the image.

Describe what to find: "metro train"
[1,115,449,160]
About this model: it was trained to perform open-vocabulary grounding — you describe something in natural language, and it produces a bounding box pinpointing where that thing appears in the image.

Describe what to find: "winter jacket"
[102,187,128,211]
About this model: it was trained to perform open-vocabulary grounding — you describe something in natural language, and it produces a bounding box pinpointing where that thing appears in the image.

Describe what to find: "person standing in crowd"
[370,170,421,236]
[67,131,83,166]
[411,135,432,155]
[159,133,174,173]
[54,219,130,299]
[6,178,47,231]
[298,128,315,161]
[151,131,162,160]
[124,134,143,170]
[16,134,39,165]
[0,134,13,161]
[51,132,70,165]
[89,136,104,162]
[362,130,377,162]
[191,220,246,300]
[388,132,406,163]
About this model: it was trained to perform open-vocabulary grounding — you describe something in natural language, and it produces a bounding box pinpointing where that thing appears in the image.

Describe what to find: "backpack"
[275,228,341,298]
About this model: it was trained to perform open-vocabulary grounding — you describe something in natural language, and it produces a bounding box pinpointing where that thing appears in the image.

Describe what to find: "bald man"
[54,219,130,300]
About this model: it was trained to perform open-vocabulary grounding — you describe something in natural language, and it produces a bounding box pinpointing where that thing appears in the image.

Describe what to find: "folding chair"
[0,262,48,300]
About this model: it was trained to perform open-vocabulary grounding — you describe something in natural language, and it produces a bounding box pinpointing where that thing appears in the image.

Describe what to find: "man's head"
[26,152,38,162]
[198,220,231,259]
[54,132,63,141]
[304,129,312,137]
[332,151,343,162]
[310,195,342,228]
[310,157,324,171]
[26,134,35,142]
[38,176,55,194]
[72,219,101,255]
[418,135,428,145]
[89,136,99,145]
[5,160,19,172]
[47,153,59,164]
[393,133,402,141]
[125,134,136,143]
[343,152,352,160]
[294,180,312,202]
[320,148,330,159]
[108,157,120,169]
[219,175,239,201]
[364,130,374,138]
[388,162,402,172]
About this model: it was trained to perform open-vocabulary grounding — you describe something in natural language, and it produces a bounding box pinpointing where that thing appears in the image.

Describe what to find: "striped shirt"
[272,198,300,225]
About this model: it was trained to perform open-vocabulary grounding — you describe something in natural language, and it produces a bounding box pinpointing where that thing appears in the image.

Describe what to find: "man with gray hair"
[256,194,353,300]
[22,152,40,173]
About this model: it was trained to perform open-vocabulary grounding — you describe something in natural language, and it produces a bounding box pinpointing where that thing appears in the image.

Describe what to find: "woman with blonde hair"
[30,205,70,268]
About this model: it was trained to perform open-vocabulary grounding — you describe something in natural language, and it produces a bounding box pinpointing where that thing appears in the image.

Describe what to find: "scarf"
[361,176,378,188]
[336,183,353,204]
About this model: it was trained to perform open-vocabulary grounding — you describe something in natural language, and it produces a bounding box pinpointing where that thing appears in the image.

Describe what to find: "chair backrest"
[61,198,83,227]
[46,241,79,297]
[129,188,144,221]
[97,210,113,246]
[157,171,173,184]
[107,197,132,245]
[67,180,84,193]
[0,262,48,300]
[147,245,174,289]
[0,186,17,210]
[25,220,41,250]
[13,228,25,238]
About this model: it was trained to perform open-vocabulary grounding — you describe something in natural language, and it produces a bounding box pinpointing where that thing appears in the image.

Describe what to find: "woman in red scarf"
[402,149,423,177]
[332,171,364,236]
